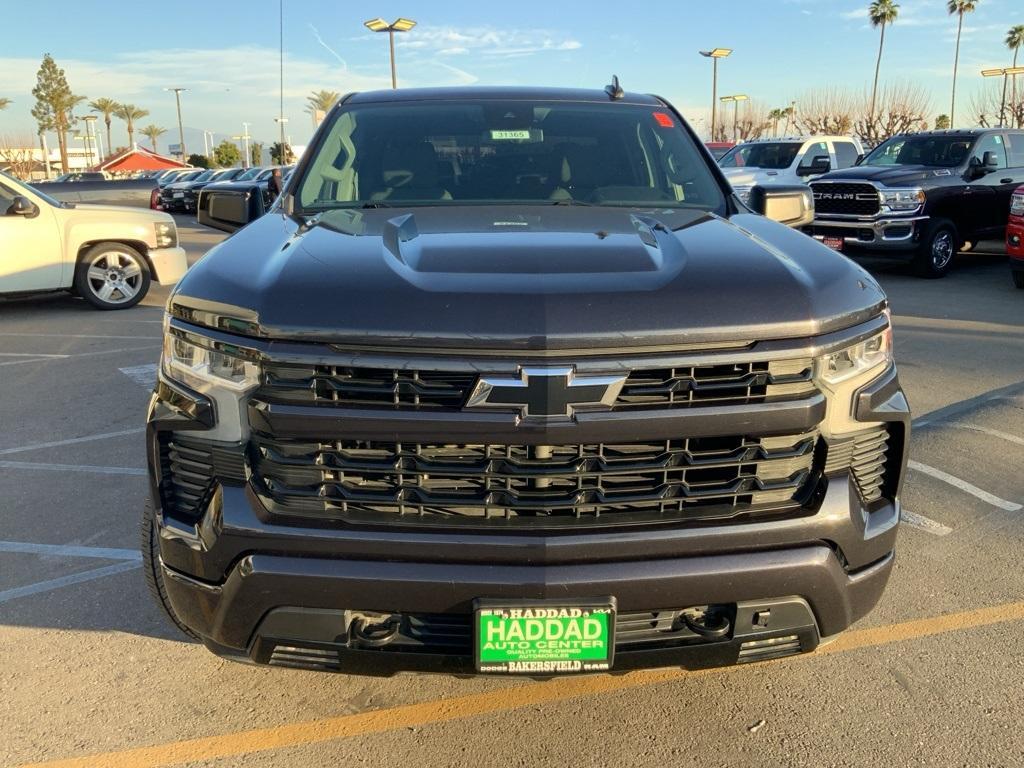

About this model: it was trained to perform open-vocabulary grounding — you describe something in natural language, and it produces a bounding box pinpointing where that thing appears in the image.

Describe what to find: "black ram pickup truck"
[805,128,1024,277]
[144,85,909,677]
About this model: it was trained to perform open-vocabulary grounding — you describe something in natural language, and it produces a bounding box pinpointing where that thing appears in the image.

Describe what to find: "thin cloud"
[309,24,348,70]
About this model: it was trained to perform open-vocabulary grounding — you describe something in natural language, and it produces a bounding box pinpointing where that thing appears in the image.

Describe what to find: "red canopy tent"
[92,146,190,174]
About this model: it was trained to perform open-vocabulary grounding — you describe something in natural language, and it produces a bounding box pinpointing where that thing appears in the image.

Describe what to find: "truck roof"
[897,128,1023,137]
[345,85,665,107]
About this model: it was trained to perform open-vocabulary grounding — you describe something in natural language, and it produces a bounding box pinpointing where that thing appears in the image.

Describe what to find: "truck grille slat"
[251,432,821,525]
[823,426,890,503]
[258,359,815,412]
[810,182,881,216]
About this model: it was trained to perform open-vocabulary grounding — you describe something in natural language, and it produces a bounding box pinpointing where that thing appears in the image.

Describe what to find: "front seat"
[372,143,452,202]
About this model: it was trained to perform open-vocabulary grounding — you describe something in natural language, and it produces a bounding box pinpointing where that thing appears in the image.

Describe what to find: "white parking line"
[0,460,146,476]
[951,423,1024,448]
[0,344,160,366]
[0,540,141,561]
[0,561,140,605]
[0,427,145,456]
[907,460,1022,512]
[900,509,953,536]
[0,352,70,358]
[119,363,158,388]
[0,332,161,340]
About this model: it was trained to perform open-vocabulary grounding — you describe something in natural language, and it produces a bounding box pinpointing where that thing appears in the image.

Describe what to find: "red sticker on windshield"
[652,112,674,128]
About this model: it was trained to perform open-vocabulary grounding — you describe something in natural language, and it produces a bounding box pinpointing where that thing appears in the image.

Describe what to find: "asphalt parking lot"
[2,217,1023,768]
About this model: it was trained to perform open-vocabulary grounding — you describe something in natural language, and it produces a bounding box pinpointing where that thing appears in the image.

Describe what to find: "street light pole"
[364,17,417,89]
[165,87,188,161]
[982,67,1024,127]
[241,122,252,169]
[699,48,732,141]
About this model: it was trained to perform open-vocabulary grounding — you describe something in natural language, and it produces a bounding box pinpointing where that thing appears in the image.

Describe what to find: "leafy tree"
[114,103,149,147]
[1007,25,1024,127]
[0,98,10,110]
[187,153,211,168]
[31,54,83,173]
[89,98,120,159]
[868,0,899,123]
[934,114,951,129]
[305,89,339,125]
[213,139,241,168]
[140,124,166,152]
[270,141,295,164]
[250,141,264,167]
[947,0,978,127]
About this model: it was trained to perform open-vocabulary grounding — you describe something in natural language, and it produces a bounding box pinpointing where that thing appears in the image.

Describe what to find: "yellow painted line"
[18,600,1024,768]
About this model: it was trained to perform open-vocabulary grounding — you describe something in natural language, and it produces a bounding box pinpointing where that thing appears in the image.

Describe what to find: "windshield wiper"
[550,199,593,206]
[360,201,392,208]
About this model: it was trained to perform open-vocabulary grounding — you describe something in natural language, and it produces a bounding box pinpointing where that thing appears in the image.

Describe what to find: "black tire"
[74,241,151,310]
[1013,270,1024,290]
[912,219,958,278]
[141,496,199,640]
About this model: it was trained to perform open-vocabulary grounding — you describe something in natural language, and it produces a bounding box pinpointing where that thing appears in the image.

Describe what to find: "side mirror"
[797,155,832,177]
[983,150,999,169]
[746,185,814,228]
[197,185,265,233]
[7,195,39,218]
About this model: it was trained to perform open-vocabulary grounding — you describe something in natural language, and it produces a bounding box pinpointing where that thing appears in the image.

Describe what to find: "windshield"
[863,135,973,168]
[295,100,724,212]
[236,167,261,181]
[193,170,216,182]
[0,170,66,208]
[718,142,802,170]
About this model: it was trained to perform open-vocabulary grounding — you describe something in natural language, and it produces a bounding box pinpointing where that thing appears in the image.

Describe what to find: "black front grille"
[157,434,246,520]
[251,431,821,526]
[810,182,880,216]
[824,425,890,503]
[257,359,815,412]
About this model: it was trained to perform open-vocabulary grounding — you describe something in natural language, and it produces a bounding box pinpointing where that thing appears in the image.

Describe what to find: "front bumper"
[146,356,909,675]
[804,216,929,254]
[148,246,188,285]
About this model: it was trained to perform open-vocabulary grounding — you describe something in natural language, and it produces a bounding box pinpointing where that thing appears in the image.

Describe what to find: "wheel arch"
[72,239,155,293]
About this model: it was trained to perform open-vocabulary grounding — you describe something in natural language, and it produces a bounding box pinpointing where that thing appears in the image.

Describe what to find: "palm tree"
[114,103,148,148]
[0,98,10,110]
[766,108,784,137]
[140,124,166,153]
[947,0,978,127]
[1007,25,1024,127]
[89,98,120,159]
[305,89,340,126]
[868,0,900,124]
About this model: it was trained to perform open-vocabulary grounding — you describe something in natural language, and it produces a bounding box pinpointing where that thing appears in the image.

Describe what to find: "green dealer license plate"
[475,598,615,674]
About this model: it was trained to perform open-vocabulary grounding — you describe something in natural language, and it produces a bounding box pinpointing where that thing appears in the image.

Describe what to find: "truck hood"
[67,203,168,222]
[815,164,958,187]
[720,167,789,187]
[172,206,886,350]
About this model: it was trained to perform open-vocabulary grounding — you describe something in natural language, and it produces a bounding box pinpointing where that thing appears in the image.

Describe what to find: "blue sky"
[0,0,1021,153]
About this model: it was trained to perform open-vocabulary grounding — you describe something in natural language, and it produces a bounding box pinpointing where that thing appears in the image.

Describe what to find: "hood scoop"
[381,211,680,277]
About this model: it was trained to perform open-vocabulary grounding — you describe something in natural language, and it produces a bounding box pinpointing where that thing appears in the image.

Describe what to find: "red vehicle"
[1010,185,1024,289]
[705,141,735,161]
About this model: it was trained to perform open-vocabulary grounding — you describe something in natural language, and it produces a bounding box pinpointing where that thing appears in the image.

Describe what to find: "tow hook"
[680,607,732,639]
[350,613,402,647]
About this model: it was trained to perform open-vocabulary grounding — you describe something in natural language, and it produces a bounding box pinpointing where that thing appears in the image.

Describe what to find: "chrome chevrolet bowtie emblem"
[466,367,627,419]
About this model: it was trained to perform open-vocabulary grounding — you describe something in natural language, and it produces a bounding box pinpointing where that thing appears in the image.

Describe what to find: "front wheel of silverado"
[912,219,958,278]
[141,497,199,640]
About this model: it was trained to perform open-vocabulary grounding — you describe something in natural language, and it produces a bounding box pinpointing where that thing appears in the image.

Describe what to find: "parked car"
[157,169,197,187]
[196,165,295,232]
[1,170,187,309]
[1009,185,1024,288]
[160,169,217,212]
[146,84,908,676]
[177,167,246,213]
[719,136,864,203]
[32,177,160,209]
[805,129,1024,277]
[51,171,109,182]
[705,141,734,160]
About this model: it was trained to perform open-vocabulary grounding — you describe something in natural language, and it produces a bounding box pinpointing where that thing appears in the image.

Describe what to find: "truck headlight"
[816,327,892,385]
[879,188,924,213]
[161,320,259,394]
[155,221,178,248]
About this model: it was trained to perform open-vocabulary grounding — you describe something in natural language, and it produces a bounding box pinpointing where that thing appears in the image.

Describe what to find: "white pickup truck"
[0,170,187,310]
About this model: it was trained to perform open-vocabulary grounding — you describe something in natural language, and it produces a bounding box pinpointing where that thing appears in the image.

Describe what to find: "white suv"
[719,136,864,203]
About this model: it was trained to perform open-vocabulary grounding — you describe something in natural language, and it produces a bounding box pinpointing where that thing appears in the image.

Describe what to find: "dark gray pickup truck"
[144,84,909,677]
[31,178,158,209]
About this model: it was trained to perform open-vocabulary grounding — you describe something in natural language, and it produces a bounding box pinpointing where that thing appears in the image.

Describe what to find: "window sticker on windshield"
[490,130,531,140]
[652,112,674,128]
[995,136,1003,145]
